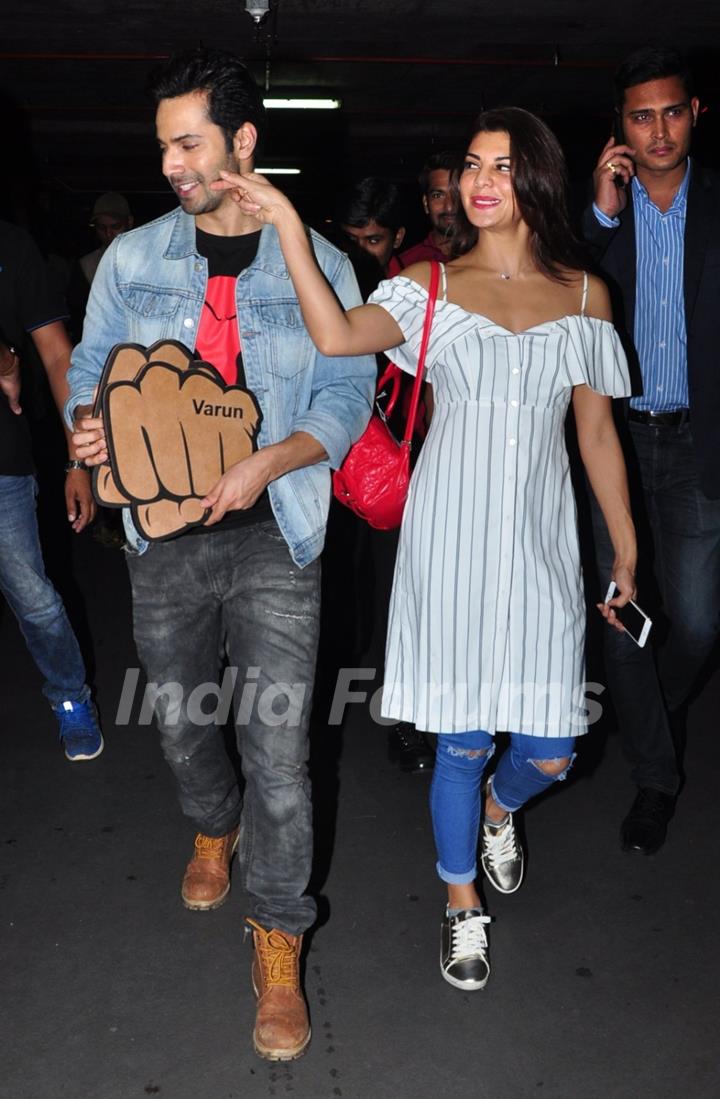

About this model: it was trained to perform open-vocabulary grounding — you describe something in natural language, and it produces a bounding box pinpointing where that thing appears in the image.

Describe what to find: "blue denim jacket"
[67,208,375,566]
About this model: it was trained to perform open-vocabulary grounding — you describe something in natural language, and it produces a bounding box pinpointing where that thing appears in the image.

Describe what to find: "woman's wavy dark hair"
[449,107,586,282]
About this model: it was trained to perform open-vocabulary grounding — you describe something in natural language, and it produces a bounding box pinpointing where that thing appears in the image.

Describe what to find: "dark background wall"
[2,2,720,250]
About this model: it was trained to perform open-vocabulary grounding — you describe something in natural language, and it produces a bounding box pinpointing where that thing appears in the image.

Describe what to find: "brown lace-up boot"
[181,827,239,911]
[247,918,311,1061]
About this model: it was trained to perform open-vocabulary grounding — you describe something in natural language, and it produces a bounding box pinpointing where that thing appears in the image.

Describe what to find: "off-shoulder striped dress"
[368,271,632,737]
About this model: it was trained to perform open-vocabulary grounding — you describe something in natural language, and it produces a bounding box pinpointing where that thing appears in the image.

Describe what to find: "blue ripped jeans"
[430,730,576,885]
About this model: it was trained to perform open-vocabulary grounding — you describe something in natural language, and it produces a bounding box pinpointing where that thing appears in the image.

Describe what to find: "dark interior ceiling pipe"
[0,51,614,69]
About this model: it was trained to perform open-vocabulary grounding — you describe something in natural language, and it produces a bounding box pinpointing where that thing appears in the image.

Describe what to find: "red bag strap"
[376,361,402,418]
[402,260,440,446]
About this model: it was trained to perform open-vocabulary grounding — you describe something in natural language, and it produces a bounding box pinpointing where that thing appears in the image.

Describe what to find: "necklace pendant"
[500,273,511,280]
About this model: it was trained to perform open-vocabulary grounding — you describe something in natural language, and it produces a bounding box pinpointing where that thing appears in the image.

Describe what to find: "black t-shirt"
[0,221,68,475]
[188,227,274,534]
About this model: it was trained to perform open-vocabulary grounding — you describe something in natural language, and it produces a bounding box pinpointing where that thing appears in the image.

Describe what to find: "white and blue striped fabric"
[631,165,689,411]
[369,274,631,737]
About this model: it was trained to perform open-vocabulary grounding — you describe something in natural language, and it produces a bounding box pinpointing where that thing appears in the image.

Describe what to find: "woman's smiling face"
[458,130,520,229]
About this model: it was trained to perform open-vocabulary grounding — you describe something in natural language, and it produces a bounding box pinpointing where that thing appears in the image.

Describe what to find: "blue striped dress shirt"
[593,160,691,411]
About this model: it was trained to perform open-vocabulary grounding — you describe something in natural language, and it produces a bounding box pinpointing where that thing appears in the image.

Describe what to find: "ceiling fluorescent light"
[263,98,341,110]
[256,167,301,175]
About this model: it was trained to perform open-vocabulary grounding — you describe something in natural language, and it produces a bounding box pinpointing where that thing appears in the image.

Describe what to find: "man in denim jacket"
[68,49,374,1062]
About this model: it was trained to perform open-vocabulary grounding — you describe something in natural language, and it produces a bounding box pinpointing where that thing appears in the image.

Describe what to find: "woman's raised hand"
[211,170,296,226]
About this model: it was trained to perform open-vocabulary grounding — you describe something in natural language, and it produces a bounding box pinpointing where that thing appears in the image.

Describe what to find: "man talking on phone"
[582,47,720,855]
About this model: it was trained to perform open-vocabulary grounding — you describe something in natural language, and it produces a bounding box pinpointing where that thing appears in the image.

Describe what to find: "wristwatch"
[65,459,88,473]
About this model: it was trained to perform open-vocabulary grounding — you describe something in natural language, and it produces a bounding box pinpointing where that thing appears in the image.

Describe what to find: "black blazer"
[581,162,720,499]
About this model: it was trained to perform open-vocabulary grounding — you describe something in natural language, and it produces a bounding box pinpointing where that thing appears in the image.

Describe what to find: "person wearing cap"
[79,192,134,286]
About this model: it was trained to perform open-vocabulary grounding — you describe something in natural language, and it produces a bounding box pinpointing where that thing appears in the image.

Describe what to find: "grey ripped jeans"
[127,519,321,935]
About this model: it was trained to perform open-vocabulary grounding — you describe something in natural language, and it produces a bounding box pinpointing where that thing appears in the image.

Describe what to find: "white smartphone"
[604,582,652,647]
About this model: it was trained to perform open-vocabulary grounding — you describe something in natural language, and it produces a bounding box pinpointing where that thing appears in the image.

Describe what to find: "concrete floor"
[2,509,719,1099]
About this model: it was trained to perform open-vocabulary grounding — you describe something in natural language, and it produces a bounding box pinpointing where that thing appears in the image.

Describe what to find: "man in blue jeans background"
[69,49,374,1061]
[0,220,102,762]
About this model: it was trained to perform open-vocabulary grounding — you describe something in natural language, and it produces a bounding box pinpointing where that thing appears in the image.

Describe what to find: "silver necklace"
[500,273,512,280]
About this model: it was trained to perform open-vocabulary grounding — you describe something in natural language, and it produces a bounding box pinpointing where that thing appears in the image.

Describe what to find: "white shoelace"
[484,817,518,868]
[450,913,491,961]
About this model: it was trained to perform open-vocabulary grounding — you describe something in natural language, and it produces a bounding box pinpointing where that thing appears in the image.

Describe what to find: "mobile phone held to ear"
[611,114,629,187]
[604,582,652,647]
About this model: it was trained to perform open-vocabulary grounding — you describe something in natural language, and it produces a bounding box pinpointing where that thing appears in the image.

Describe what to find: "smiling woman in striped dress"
[213,106,637,991]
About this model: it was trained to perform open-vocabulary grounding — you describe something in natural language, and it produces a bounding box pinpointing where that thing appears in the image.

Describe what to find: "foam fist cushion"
[106,364,260,500]
[92,340,262,541]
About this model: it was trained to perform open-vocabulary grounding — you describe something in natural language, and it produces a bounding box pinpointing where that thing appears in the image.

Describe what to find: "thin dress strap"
[580,271,589,316]
[439,262,448,302]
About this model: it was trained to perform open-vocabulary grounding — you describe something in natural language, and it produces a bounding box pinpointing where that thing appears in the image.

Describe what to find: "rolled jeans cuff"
[436,860,477,885]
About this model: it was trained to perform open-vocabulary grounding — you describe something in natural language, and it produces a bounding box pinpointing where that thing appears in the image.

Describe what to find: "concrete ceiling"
[3,1,719,226]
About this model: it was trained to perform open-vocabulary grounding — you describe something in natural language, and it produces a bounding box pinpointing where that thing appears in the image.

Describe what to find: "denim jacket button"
[183,317,194,328]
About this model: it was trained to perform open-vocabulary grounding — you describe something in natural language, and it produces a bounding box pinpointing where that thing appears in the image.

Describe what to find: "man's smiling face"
[156,90,238,217]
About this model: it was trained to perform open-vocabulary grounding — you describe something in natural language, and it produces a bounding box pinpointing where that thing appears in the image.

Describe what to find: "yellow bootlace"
[193,833,226,860]
[247,919,299,989]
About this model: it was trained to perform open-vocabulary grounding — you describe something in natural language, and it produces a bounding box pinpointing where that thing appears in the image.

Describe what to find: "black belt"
[628,408,690,427]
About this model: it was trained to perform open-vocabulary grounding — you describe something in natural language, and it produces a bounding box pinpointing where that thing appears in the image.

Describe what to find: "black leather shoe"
[620,788,675,855]
[387,722,434,773]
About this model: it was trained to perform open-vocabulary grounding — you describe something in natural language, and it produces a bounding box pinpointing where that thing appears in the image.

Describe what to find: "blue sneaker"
[53,699,104,762]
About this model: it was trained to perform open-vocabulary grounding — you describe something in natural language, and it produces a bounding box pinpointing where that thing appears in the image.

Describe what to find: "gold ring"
[606,160,617,173]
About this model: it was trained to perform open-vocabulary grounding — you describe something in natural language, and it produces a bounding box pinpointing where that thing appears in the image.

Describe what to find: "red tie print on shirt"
[195,275,241,385]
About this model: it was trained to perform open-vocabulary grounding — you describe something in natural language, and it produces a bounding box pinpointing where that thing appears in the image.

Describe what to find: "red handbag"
[332,260,440,530]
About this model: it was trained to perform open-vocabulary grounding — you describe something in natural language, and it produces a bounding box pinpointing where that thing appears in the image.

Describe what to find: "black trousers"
[591,421,720,795]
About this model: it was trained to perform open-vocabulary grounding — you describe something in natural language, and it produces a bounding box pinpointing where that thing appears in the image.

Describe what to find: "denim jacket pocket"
[120,286,185,319]
[255,302,308,378]
[257,301,305,329]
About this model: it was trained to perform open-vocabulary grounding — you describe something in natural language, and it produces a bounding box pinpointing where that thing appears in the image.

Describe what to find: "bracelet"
[65,459,88,473]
